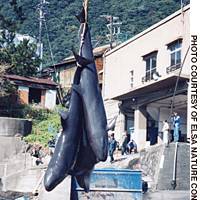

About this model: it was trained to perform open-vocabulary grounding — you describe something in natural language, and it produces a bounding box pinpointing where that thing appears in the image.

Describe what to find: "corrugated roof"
[4,74,58,86]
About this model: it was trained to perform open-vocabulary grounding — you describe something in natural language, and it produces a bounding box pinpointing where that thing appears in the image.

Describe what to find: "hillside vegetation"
[0,0,189,67]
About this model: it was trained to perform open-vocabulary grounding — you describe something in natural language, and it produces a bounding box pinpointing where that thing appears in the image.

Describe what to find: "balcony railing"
[142,74,152,83]
[166,63,181,74]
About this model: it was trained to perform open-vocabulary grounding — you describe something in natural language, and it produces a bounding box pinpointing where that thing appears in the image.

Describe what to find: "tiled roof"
[4,74,58,86]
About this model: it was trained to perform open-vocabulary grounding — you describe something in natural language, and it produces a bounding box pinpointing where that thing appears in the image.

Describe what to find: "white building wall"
[45,90,57,110]
[103,6,190,149]
[103,6,190,100]
[104,100,125,143]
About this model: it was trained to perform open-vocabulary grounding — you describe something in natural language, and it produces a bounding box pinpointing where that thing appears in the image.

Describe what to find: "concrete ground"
[143,190,189,200]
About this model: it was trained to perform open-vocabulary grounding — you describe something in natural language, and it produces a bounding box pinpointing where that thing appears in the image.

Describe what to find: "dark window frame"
[142,51,158,82]
[167,39,182,67]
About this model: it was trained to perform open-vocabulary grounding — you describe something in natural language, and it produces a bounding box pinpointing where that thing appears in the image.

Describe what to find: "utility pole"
[100,15,122,49]
[109,16,113,49]
[37,0,49,71]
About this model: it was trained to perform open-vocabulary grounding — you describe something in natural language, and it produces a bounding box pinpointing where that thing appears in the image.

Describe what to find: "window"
[143,52,157,82]
[168,39,182,66]
[29,88,42,104]
[130,70,134,88]
[125,114,134,135]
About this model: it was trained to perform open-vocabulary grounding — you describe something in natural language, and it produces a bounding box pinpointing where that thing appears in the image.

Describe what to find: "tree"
[4,39,40,76]
[0,64,15,97]
[0,0,40,97]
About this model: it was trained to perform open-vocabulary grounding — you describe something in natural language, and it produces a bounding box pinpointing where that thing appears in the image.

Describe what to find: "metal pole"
[171,142,178,189]
[38,0,43,71]
[110,16,113,49]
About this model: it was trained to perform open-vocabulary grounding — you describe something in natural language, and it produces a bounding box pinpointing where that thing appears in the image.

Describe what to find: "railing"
[141,74,152,83]
[166,63,181,73]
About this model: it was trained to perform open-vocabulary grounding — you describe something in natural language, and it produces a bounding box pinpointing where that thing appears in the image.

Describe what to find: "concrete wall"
[45,90,57,110]
[0,137,26,162]
[103,6,190,99]
[140,144,164,189]
[104,99,125,142]
[0,117,32,137]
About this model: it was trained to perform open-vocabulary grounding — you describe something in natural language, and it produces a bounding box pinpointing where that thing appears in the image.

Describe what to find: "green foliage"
[0,64,16,97]
[4,39,40,76]
[25,108,61,147]
[0,0,190,67]
[0,97,62,147]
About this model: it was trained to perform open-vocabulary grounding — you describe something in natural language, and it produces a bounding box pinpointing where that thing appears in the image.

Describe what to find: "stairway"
[157,143,189,190]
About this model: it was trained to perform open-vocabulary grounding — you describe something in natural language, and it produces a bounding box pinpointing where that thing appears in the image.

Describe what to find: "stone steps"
[157,143,189,190]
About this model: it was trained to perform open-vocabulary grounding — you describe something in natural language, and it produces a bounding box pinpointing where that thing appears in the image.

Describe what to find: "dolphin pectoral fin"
[73,51,94,67]
[75,7,85,23]
[59,110,69,120]
[72,84,82,96]
[75,169,93,192]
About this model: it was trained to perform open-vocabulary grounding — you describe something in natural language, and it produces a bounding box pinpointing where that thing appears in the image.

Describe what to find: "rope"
[83,0,89,23]
[79,0,89,53]
[168,45,190,122]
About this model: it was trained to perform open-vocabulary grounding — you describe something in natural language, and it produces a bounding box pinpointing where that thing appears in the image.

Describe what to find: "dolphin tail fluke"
[73,51,94,67]
[75,7,86,23]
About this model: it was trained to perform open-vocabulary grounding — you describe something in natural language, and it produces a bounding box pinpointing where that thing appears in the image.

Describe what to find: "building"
[103,6,190,150]
[4,75,58,110]
[41,45,110,95]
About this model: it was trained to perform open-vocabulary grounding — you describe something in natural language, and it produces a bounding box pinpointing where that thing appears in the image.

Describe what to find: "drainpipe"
[171,142,178,189]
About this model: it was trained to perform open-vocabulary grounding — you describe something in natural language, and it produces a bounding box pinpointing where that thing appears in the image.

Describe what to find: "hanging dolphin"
[73,7,108,162]
[69,122,97,192]
[44,67,84,192]
[75,170,93,193]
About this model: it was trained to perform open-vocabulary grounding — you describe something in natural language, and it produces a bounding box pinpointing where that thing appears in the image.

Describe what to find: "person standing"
[162,120,169,146]
[121,132,130,155]
[108,133,117,163]
[172,112,180,142]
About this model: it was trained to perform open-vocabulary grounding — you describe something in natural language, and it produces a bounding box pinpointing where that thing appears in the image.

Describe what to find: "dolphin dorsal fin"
[59,110,69,120]
[73,51,93,67]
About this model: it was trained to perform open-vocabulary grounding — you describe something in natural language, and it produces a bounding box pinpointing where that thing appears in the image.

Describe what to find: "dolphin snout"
[44,170,60,192]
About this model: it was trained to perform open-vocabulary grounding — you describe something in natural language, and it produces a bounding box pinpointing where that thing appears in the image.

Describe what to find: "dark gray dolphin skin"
[73,7,108,162]
[44,68,83,192]
[75,169,93,193]
[69,125,97,192]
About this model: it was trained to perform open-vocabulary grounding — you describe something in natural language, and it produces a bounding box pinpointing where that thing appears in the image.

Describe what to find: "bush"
[25,106,64,147]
